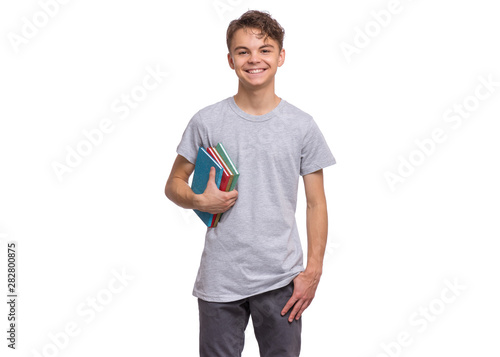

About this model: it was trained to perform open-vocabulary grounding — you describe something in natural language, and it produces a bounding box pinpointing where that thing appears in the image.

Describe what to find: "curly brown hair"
[226,10,285,52]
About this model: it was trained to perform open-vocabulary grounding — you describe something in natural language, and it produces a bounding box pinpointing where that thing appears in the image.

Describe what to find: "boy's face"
[227,27,285,90]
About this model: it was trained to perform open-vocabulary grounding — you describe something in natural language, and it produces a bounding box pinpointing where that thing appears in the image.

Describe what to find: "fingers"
[208,169,238,198]
[289,299,311,322]
[281,274,314,322]
[219,188,237,202]
[288,301,302,322]
[281,296,297,318]
[282,296,309,322]
[208,166,216,185]
[221,194,238,212]
[203,168,239,213]
[225,190,238,202]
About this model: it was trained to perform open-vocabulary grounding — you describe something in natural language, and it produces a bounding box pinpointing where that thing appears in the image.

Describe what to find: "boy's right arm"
[165,154,238,214]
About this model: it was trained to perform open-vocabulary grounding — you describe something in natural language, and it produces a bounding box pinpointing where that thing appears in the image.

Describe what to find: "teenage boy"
[165,10,336,357]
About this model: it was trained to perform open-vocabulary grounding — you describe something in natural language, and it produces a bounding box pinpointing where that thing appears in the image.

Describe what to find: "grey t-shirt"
[176,96,336,302]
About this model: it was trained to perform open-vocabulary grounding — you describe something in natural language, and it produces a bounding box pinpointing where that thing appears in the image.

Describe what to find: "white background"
[1,0,499,356]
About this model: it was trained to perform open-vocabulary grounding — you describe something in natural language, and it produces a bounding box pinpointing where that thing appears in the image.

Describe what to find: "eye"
[238,51,247,55]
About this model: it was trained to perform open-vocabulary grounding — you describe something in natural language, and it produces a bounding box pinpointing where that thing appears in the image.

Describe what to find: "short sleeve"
[176,112,205,164]
[300,118,336,176]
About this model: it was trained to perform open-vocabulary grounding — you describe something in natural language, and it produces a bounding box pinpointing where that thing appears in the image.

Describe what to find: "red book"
[206,147,231,227]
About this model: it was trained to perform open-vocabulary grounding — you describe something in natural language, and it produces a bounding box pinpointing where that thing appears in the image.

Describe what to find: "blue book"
[191,147,223,227]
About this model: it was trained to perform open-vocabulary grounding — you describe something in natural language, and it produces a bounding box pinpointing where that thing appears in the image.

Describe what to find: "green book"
[212,143,239,227]
[216,143,239,191]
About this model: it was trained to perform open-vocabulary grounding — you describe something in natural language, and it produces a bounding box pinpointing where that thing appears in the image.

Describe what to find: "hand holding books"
[191,143,240,227]
[198,166,238,214]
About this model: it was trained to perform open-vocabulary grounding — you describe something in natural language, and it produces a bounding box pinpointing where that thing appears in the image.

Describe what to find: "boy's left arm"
[281,169,328,322]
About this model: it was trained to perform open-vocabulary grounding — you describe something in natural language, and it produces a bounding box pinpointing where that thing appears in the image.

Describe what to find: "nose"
[248,51,261,63]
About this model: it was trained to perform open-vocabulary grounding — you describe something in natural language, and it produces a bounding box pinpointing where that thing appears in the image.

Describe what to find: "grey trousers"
[198,280,301,357]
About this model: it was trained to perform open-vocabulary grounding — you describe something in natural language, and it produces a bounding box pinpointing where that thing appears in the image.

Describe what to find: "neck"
[233,81,280,116]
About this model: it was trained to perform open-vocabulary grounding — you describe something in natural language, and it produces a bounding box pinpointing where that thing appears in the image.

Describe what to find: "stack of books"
[190,143,239,227]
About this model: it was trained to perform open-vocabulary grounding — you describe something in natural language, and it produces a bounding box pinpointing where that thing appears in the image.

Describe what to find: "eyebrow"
[233,44,275,52]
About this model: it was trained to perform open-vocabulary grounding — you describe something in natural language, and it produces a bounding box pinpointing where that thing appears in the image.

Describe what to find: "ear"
[227,53,235,70]
[278,48,285,67]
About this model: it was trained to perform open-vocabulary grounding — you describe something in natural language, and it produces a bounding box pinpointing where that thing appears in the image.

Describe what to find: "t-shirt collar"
[228,96,285,122]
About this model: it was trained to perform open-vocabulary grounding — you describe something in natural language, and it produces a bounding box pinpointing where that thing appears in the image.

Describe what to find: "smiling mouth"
[245,68,266,74]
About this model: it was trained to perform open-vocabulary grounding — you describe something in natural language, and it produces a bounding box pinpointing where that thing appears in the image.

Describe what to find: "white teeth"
[247,69,264,73]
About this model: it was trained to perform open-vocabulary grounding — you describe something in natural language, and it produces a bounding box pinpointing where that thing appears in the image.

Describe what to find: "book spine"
[206,147,228,227]
[216,143,239,191]
[207,147,230,191]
